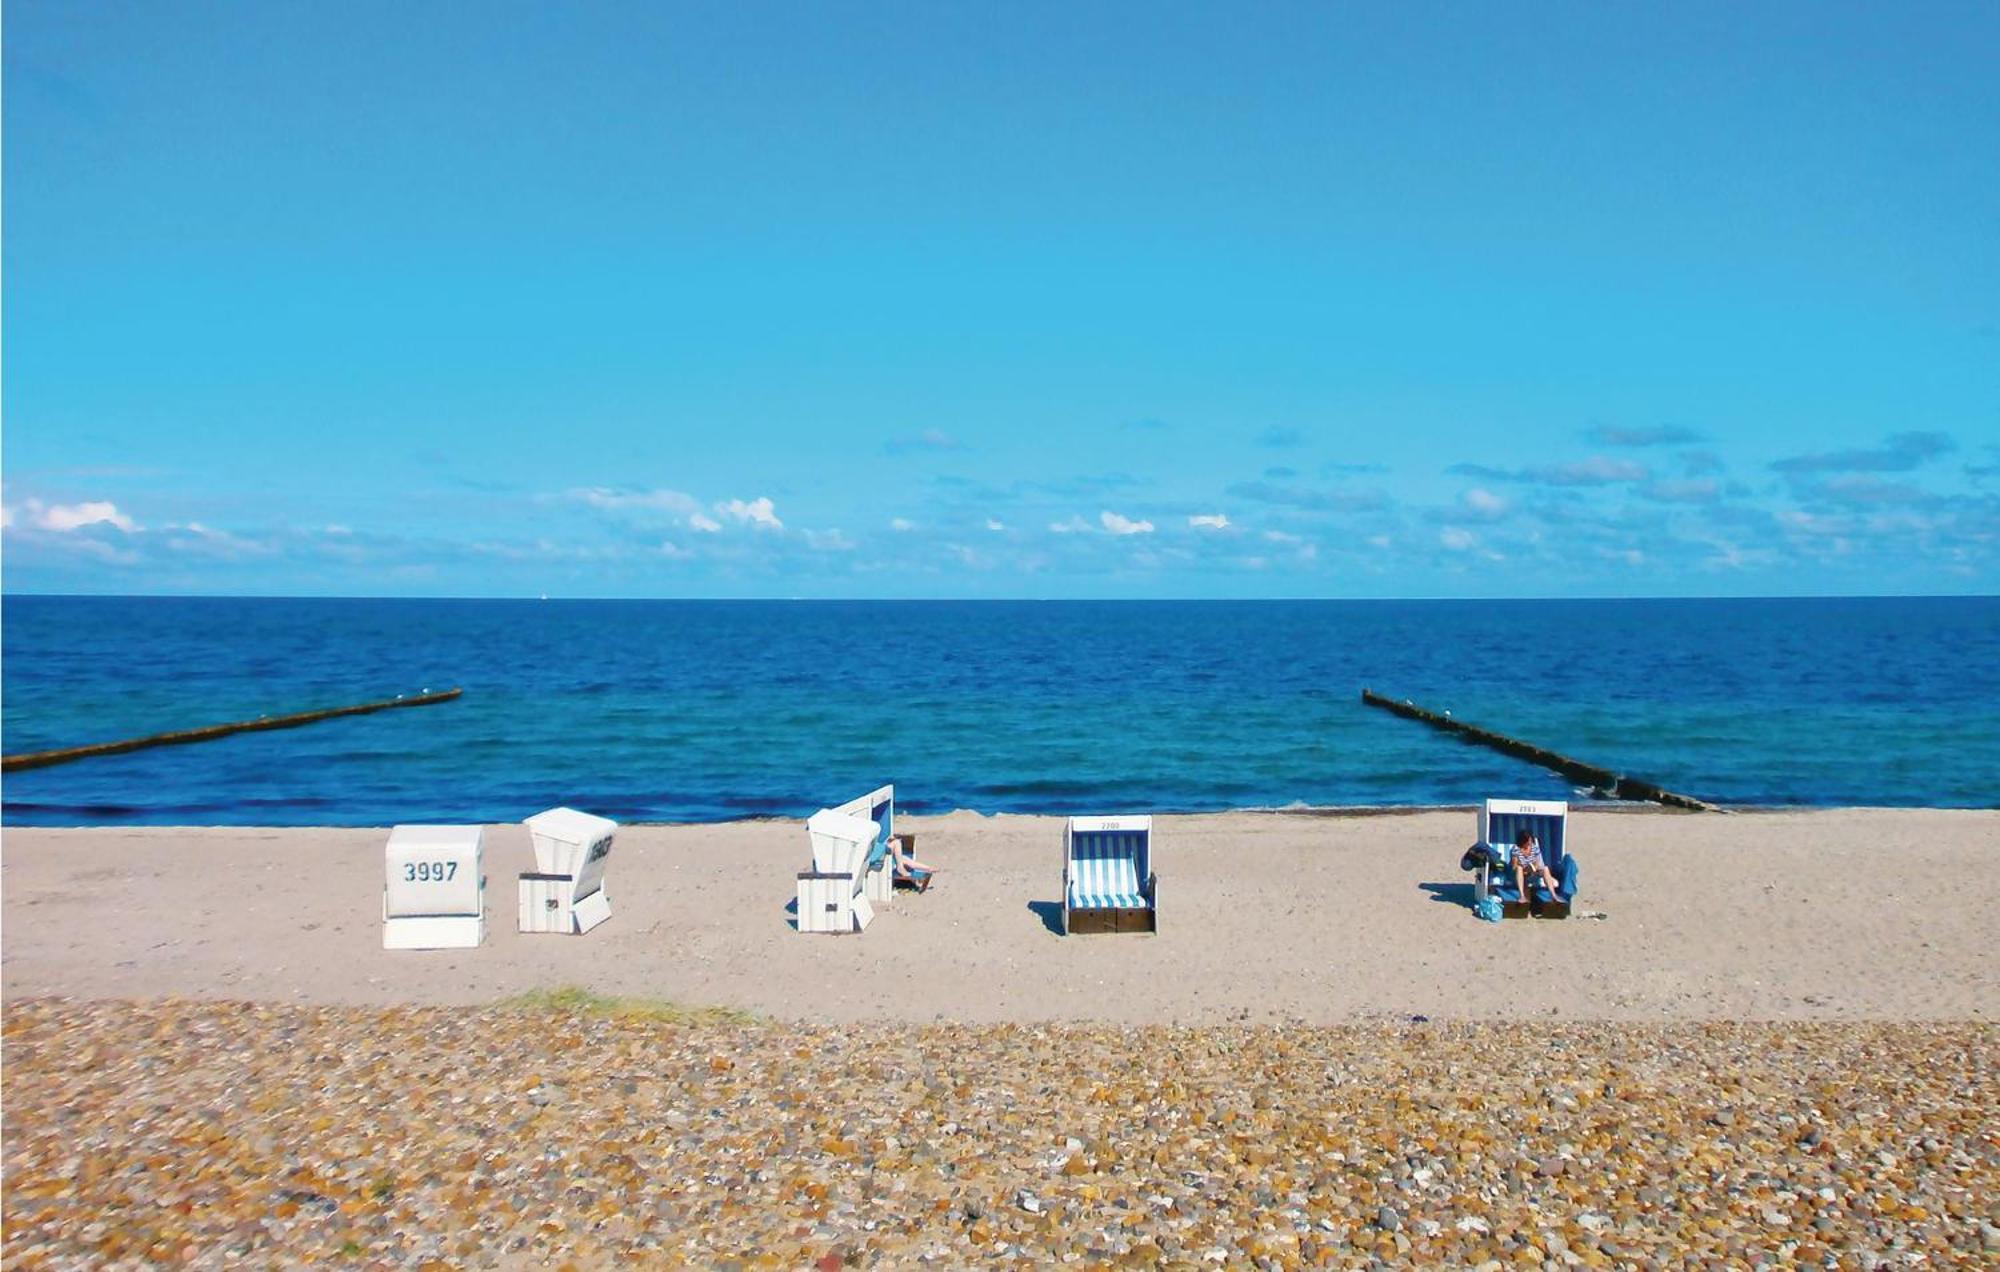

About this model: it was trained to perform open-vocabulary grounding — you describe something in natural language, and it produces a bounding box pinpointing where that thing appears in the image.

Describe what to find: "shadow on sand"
[1418,881,1476,910]
[1026,900,1065,936]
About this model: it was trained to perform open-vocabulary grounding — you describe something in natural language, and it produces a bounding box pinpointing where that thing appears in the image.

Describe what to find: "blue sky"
[5,1,1996,598]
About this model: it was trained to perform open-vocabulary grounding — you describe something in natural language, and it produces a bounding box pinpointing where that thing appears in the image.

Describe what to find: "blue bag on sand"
[1474,896,1503,923]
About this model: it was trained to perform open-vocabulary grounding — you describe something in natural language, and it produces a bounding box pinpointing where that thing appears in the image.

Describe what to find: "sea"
[2,596,1995,826]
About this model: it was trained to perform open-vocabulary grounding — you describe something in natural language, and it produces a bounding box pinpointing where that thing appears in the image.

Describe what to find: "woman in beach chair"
[1511,829,1560,905]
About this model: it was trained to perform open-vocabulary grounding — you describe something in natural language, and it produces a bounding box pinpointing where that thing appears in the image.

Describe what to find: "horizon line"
[5,591,1995,604]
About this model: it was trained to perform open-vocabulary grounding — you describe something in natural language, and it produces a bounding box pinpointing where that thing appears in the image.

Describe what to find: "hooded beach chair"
[1062,815,1157,934]
[1466,798,1579,918]
[518,806,616,935]
[796,808,878,933]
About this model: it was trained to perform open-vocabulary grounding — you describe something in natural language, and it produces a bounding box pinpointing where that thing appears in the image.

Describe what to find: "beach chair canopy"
[807,808,878,877]
[829,784,896,872]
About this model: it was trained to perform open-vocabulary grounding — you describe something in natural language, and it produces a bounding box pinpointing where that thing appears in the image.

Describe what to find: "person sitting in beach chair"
[889,833,939,891]
[1511,829,1560,906]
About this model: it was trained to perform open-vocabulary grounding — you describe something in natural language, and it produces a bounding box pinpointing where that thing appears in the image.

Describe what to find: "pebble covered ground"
[4,997,1994,1269]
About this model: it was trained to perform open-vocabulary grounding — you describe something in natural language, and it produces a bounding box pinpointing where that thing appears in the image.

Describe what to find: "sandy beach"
[8,808,1997,1268]
[3,808,1994,1022]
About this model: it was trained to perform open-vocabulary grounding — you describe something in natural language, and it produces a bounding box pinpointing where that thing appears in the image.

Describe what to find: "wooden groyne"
[1360,689,1720,811]
[2,689,463,773]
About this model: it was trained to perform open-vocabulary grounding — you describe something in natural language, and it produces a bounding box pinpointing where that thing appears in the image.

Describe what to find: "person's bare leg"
[893,844,939,877]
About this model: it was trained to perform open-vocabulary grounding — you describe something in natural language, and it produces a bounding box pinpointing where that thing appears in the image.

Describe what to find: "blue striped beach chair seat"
[1068,831,1149,909]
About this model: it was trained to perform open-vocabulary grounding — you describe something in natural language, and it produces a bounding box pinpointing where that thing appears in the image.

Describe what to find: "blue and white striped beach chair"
[1468,798,1578,919]
[1062,815,1157,934]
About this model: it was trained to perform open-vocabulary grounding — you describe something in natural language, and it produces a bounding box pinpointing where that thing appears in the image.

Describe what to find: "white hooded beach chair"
[383,824,485,949]
[518,806,616,934]
[1062,815,1157,934]
[796,807,878,933]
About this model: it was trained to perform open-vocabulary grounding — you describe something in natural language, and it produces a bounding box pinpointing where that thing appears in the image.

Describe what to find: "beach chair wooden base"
[1532,898,1571,920]
[1066,906,1155,934]
[1066,907,1119,934]
[1501,900,1534,920]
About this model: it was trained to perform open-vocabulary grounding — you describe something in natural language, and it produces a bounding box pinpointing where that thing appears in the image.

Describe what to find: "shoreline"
[4,807,1994,1023]
[8,800,1997,832]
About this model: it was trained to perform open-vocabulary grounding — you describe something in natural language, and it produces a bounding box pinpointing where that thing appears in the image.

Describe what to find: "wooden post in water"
[2,688,464,773]
[1359,688,1720,811]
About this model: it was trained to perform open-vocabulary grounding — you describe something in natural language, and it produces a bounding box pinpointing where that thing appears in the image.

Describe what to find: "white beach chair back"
[808,808,877,877]
[383,824,485,949]
[519,806,617,935]
[798,807,879,933]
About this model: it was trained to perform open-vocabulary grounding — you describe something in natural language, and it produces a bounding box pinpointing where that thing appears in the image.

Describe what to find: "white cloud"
[804,529,854,551]
[717,497,782,530]
[1440,527,1477,551]
[1462,488,1508,516]
[1262,530,1303,544]
[30,499,139,533]
[985,518,1006,531]
[689,512,722,533]
[570,487,701,516]
[1049,515,1092,534]
[658,542,695,559]
[164,522,274,557]
[891,518,917,532]
[1101,510,1155,535]
[1,504,13,530]
[1189,514,1231,530]
[1367,534,1393,549]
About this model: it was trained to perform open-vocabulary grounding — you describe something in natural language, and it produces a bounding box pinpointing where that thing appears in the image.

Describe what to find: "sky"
[4,1,1997,598]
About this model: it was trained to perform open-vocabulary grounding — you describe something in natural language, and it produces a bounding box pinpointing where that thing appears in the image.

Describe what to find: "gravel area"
[5,997,1994,1268]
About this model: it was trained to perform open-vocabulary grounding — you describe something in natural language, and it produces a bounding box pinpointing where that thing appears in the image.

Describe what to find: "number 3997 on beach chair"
[1062,815,1157,934]
[383,824,485,950]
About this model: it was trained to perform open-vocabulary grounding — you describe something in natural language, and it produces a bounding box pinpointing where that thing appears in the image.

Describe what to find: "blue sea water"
[2,596,1995,825]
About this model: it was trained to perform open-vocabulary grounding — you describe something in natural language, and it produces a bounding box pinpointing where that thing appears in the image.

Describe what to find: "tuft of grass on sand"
[494,984,756,1025]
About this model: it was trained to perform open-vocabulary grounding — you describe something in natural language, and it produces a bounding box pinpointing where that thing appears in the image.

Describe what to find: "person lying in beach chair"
[1062,816,1157,934]
[1465,798,1579,919]
[889,833,939,891]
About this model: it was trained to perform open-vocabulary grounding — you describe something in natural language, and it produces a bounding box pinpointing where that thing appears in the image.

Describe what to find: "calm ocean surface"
[2,596,1995,825]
